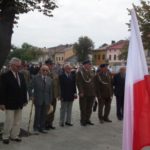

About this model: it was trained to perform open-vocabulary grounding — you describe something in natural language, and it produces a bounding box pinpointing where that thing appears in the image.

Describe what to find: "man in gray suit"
[31,65,53,133]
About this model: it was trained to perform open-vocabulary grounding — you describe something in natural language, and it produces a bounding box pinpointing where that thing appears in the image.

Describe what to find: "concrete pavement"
[1,98,123,150]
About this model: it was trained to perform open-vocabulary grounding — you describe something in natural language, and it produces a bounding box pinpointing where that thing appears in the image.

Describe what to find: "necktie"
[15,72,20,86]
[43,77,46,88]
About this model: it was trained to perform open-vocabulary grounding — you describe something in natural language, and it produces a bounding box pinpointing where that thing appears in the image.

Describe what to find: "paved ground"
[1,97,147,150]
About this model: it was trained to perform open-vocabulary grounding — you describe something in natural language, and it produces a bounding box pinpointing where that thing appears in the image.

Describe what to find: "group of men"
[0,57,126,144]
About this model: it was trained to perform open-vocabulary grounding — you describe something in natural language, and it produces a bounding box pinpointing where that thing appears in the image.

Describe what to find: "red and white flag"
[122,9,150,150]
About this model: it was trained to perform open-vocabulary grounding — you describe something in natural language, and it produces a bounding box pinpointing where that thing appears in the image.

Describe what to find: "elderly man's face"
[84,63,92,70]
[11,61,21,72]
[41,67,49,76]
[64,65,71,74]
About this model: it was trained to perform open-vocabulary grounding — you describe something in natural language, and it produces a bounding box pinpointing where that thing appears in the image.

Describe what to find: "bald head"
[40,65,49,76]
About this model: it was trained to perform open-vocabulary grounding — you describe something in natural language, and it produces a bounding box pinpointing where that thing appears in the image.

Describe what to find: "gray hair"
[9,57,21,65]
[63,63,71,69]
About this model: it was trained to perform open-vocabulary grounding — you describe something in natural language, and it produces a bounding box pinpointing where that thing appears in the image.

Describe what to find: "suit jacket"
[76,67,95,97]
[59,72,76,101]
[32,74,52,105]
[94,72,113,99]
[0,70,27,110]
[113,73,125,98]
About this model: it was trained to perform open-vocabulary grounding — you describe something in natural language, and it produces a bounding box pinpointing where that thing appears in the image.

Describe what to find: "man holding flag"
[122,8,150,150]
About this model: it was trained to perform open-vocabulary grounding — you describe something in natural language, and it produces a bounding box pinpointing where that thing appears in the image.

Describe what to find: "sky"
[12,0,141,49]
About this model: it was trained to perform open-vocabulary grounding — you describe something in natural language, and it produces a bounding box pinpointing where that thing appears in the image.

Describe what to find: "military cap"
[100,63,108,68]
[82,60,91,65]
[45,59,53,65]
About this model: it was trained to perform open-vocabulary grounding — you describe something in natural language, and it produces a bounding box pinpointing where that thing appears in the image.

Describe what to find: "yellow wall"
[93,49,107,66]
[55,47,75,64]
[64,48,74,60]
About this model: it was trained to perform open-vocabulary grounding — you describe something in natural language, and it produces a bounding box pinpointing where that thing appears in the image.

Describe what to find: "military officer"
[76,60,95,126]
[94,64,113,123]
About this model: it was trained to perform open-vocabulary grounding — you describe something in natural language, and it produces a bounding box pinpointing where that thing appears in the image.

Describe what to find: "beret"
[45,59,53,65]
[100,63,108,68]
[82,60,91,65]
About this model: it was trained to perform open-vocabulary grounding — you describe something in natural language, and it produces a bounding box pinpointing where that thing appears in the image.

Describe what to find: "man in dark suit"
[113,66,126,120]
[59,63,77,127]
[0,57,27,144]
[31,65,53,133]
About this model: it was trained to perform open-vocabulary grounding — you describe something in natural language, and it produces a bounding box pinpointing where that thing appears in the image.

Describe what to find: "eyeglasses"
[42,69,49,72]
[14,65,21,68]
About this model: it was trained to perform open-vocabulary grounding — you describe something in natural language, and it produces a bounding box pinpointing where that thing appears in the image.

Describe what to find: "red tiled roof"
[107,40,128,50]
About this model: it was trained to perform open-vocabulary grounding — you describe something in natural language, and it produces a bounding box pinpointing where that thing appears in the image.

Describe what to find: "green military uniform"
[94,71,113,123]
[45,70,60,128]
[76,67,95,125]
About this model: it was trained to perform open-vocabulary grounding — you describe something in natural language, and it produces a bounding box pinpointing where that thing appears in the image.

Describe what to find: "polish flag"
[122,9,150,150]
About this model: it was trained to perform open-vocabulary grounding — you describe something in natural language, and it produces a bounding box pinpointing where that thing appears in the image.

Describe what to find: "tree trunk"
[0,18,13,69]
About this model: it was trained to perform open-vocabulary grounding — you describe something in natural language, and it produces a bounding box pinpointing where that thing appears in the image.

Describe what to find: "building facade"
[92,46,107,66]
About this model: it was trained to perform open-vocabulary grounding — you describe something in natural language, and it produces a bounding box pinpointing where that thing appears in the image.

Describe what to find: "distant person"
[20,61,31,99]
[113,66,126,120]
[76,60,95,126]
[0,57,27,144]
[94,64,113,123]
[59,63,77,127]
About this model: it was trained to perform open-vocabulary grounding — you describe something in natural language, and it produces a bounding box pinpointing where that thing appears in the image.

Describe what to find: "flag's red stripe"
[133,75,150,150]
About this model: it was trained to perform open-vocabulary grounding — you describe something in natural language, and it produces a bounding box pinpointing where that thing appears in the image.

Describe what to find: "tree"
[73,36,94,62]
[0,0,58,69]
[7,43,44,62]
[127,1,150,50]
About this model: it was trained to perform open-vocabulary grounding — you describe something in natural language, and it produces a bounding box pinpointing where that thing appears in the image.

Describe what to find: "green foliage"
[0,0,58,22]
[118,42,129,60]
[8,43,43,62]
[128,1,150,50]
[73,36,94,62]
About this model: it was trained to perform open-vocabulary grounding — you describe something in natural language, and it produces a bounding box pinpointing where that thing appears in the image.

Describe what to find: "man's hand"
[74,93,77,99]
[0,105,5,111]
[79,93,84,97]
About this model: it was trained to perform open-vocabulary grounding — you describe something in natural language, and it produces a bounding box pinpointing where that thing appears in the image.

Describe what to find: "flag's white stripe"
[122,9,148,150]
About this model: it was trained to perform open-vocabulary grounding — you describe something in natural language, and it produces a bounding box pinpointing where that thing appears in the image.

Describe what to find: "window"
[102,54,105,60]
[114,55,116,60]
[94,55,97,60]
[98,55,101,60]
[109,55,111,60]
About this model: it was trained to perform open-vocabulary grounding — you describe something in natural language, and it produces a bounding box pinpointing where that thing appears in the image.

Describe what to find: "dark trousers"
[45,98,57,127]
[98,97,112,120]
[116,96,124,120]
[33,104,47,131]
[79,96,94,124]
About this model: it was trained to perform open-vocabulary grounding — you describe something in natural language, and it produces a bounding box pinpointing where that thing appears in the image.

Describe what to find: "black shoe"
[103,118,112,122]
[10,137,22,142]
[65,122,73,126]
[86,121,94,125]
[3,139,9,144]
[100,119,104,124]
[60,123,64,127]
[50,125,56,129]
[81,123,87,126]
[38,129,48,134]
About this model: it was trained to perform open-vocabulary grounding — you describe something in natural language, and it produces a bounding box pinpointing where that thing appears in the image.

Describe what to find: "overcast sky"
[12,0,141,49]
